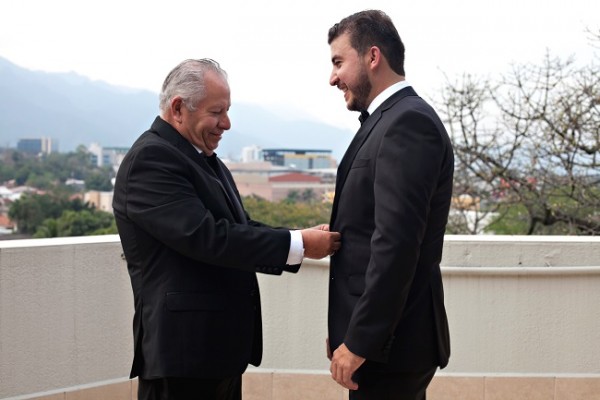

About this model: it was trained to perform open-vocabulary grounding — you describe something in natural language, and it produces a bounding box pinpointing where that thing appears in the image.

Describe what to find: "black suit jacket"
[113,117,296,379]
[328,87,453,373]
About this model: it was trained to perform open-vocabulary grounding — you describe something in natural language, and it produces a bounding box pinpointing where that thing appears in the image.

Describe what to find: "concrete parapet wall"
[1,235,599,399]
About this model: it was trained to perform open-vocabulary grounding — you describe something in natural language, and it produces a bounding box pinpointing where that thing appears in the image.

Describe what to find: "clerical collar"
[367,80,411,115]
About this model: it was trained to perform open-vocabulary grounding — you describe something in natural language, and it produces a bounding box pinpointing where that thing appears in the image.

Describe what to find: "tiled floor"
[24,373,600,400]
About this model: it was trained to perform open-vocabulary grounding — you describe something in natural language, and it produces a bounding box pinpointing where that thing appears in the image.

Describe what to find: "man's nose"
[329,71,339,87]
[220,113,231,130]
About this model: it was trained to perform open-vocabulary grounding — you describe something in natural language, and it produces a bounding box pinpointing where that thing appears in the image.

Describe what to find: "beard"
[347,66,372,112]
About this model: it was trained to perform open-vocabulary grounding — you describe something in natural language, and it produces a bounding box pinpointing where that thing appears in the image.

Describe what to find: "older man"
[113,58,341,400]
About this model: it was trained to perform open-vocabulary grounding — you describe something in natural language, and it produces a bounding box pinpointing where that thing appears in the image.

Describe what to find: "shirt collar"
[191,144,215,159]
[367,80,411,115]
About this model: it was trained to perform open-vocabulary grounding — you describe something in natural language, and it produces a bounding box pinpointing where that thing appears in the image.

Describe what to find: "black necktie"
[206,155,247,224]
[359,110,370,125]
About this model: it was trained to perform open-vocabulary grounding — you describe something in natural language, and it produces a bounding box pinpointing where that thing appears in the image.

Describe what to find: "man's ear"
[367,46,382,70]
[171,97,184,123]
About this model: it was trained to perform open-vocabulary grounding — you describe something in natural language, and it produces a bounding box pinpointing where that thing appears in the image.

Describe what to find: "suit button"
[250,290,258,297]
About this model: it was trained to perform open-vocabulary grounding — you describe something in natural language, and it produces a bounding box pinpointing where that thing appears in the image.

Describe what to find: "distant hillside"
[0,56,353,161]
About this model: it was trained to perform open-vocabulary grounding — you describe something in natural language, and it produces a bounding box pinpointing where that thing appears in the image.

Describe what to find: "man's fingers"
[344,380,358,391]
[330,360,339,384]
[330,359,359,390]
[330,344,364,390]
[302,229,342,259]
[342,370,358,390]
[332,366,357,390]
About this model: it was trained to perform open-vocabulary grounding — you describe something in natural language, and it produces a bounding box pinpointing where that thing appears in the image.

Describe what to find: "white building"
[88,143,129,171]
[241,145,262,163]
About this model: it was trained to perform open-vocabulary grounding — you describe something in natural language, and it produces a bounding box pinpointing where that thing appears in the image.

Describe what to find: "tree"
[242,195,331,228]
[34,209,117,238]
[441,40,600,235]
[284,188,317,204]
[8,193,61,234]
[85,168,114,191]
[0,147,109,190]
[8,192,93,234]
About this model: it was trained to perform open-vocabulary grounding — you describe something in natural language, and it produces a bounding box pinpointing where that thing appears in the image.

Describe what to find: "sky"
[1,0,598,133]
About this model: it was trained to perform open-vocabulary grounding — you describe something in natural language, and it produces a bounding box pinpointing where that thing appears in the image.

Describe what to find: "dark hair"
[328,10,405,76]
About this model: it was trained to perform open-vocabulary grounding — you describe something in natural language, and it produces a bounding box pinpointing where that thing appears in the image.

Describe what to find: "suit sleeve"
[116,142,291,271]
[344,108,446,362]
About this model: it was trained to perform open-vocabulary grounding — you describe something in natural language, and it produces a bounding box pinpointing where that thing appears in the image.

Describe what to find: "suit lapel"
[330,116,377,225]
[330,87,419,225]
[206,155,248,224]
[336,116,376,191]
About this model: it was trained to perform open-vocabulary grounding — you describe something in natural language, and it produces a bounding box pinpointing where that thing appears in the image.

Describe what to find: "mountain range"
[0,56,354,161]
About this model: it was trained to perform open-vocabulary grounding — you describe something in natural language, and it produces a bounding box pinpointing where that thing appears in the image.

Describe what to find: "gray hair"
[158,58,228,114]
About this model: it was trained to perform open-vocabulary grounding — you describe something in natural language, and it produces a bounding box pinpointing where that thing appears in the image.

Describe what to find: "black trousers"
[138,376,242,400]
[349,367,437,400]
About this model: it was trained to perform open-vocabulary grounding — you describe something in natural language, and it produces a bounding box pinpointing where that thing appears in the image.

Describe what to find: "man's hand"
[330,343,366,390]
[312,224,330,231]
[300,228,341,259]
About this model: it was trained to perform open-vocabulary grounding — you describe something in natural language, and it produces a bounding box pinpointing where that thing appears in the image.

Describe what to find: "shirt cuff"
[286,230,304,265]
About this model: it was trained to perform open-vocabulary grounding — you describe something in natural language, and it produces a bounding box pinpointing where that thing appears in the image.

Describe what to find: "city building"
[234,171,334,202]
[227,147,338,202]
[240,145,262,163]
[84,190,114,213]
[0,213,15,235]
[262,148,336,170]
[226,160,335,202]
[88,143,129,171]
[16,137,58,155]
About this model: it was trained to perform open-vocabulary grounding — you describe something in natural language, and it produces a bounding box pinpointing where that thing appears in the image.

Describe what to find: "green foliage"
[92,220,119,235]
[85,168,114,191]
[485,204,530,235]
[485,184,600,235]
[34,209,117,238]
[8,192,94,234]
[242,195,331,228]
[285,189,317,204]
[24,171,56,189]
[2,148,120,237]
[0,148,111,190]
